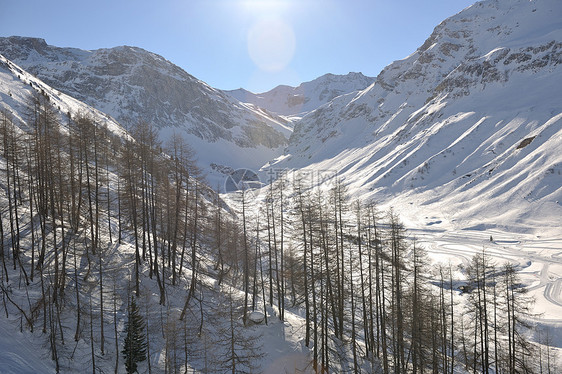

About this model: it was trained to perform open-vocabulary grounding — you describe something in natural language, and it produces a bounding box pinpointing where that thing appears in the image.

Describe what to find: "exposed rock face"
[0,36,291,181]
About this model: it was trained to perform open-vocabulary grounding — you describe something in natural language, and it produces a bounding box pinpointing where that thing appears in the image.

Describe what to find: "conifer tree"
[123,297,147,374]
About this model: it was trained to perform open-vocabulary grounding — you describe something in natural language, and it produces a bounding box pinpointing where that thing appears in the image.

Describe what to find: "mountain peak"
[1,36,48,55]
[224,72,376,117]
[0,37,291,185]
[269,0,562,234]
[4,35,47,46]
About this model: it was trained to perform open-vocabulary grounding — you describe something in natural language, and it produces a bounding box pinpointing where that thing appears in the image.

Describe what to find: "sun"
[238,0,297,73]
[247,17,296,72]
[240,0,291,17]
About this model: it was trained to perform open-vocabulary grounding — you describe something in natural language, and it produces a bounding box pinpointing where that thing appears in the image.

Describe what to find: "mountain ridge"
[0,36,291,185]
[224,71,376,118]
[265,0,562,235]
[0,51,129,140]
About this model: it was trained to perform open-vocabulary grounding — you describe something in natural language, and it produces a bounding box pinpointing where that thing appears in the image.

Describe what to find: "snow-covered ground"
[409,221,562,322]
[1,217,560,373]
[0,322,56,374]
[1,0,561,371]
[266,0,562,239]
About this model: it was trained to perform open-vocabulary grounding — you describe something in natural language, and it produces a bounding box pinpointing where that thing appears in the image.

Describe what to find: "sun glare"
[241,0,291,16]
[247,17,296,72]
[241,0,297,73]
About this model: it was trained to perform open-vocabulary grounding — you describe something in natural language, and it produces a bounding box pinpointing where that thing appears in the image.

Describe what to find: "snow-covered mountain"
[1,52,321,374]
[0,53,129,139]
[224,72,375,119]
[1,1,562,372]
[0,36,291,184]
[267,0,562,235]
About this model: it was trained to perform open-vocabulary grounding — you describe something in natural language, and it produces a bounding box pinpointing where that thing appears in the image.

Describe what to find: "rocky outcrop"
[0,37,290,182]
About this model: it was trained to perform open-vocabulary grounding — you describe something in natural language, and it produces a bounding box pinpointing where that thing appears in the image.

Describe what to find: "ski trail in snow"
[413,226,562,323]
[545,278,562,308]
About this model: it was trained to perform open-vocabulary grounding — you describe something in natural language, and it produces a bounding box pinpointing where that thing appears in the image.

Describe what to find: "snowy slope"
[0,1,561,372]
[267,0,562,235]
[0,321,56,374]
[0,37,291,185]
[0,53,129,139]
[0,55,314,374]
[225,72,376,119]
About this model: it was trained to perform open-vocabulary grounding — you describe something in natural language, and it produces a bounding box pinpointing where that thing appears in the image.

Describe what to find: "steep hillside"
[1,1,562,372]
[0,53,128,139]
[0,54,312,374]
[0,37,291,184]
[267,0,562,235]
[225,72,375,118]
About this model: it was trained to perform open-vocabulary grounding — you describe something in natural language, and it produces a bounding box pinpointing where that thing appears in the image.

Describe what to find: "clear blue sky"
[0,0,476,93]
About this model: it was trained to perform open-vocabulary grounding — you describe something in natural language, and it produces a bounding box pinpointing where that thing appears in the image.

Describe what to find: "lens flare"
[241,0,291,16]
[247,18,296,72]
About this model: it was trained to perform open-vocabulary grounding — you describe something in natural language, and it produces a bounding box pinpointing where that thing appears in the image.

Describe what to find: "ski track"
[545,278,562,308]
[413,226,562,325]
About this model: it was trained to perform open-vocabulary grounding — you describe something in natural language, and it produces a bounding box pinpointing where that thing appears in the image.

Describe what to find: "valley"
[0,0,561,372]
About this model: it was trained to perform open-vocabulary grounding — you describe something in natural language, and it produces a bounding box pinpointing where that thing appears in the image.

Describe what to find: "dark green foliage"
[122,297,147,374]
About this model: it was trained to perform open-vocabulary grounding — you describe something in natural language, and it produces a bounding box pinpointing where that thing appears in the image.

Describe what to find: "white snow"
[266,0,562,237]
[1,0,562,371]
[0,321,56,374]
[225,72,376,118]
